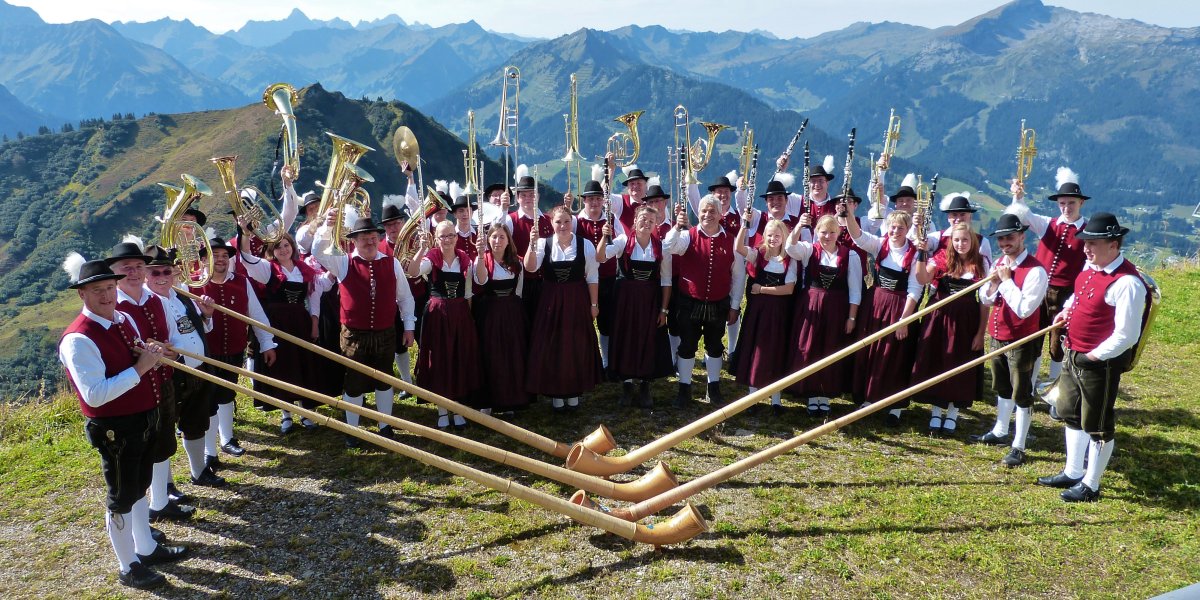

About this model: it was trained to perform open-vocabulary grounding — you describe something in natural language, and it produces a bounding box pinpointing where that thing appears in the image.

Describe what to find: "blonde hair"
[757,219,792,258]
[887,210,912,231]
[815,214,839,234]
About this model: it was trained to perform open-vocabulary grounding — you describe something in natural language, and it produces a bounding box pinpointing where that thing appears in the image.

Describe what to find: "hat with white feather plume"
[1048,167,1089,200]
[64,252,125,289]
[104,235,152,265]
[808,155,837,181]
[889,173,918,202]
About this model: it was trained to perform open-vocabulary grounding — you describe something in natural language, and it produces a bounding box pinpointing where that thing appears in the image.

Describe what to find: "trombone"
[488,66,520,188]
[562,73,585,209]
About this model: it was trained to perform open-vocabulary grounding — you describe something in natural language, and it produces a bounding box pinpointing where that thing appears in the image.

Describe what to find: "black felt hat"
[104,242,152,265]
[760,179,790,198]
[621,168,649,186]
[1074,212,1129,240]
[642,185,670,201]
[201,236,237,255]
[483,182,509,198]
[808,164,836,182]
[68,259,125,289]
[380,204,409,223]
[144,245,174,266]
[889,186,917,203]
[514,176,537,192]
[1048,181,1090,201]
[990,213,1029,237]
[707,175,736,192]
[580,180,605,197]
[346,217,385,237]
[301,191,321,209]
[451,195,478,211]
[941,194,978,213]
[184,208,208,227]
[832,188,862,203]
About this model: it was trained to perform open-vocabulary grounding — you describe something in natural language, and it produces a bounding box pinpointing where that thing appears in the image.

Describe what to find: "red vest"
[1064,258,1143,354]
[676,226,735,301]
[576,216,617,278]
[340,254,398,331]
[1036,219,1087,287]
[454,230,479,263]
[719,209,742,238]
[118,292,173,381]
[200,273,251,356]
[988,254,1045,341]
[62,313,159,418]
[380,237,429,300]
[618,194,638,233]
[509,211,553,281]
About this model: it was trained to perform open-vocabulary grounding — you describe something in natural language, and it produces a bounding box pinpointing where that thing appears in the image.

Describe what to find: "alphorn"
[174,287,615,459]
[572,324,1060,521]
[163,358,707,546]
[566,274,997,476]
[170,345,677,502]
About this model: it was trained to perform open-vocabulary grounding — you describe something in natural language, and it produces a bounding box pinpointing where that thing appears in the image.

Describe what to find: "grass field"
[1,265,1198,599]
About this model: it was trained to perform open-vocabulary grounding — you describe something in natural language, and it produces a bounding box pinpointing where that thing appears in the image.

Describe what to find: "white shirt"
[785,241,863,305]
[605,234,674,286]
[686,182,743,223]
[417,254,474,299]
[294,221,318,255]
[743,247,799,285]
[311,226,417,331]
[58,308,145,409]
[473,259,524,297]
[1062,255,1148,360]
[275,262,330,317]
[208,270,279,352]
[981,249,1048,319]
[664,225,747,307]
[151,287,212,369]
[849,229,925,302]
[529,233,600,284]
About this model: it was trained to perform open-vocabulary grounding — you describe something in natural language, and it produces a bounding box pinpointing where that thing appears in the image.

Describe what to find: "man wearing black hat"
[745,176,800,249]
[503,165,553,324]
[379,196,424,392]
[785,154,839,238]
[484,182,510,209]
[313,214,417,447]
[197,237,278,463]
[604,155,649,234]
[58,256,188,589]
[108,239,196,522]
[1037,212,1148,502]
[142,246,225,489]
[450,193,481,263]
[974,214,1048,468]
[294,190,323,255]
[1008,167,1090,393]
[928,192,993,261]
[574,173,620,371]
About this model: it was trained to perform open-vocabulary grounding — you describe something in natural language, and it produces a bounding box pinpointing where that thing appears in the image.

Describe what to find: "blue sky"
[11,0,1196,38]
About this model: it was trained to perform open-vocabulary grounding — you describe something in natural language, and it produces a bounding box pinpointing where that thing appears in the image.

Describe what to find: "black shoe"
[378,424,394,440]
[884,412,901,428]
[119,562,165,590]
[674,383,692,408]
[807,403,820,417]
[149,501,195,522]
[280,417,295,435]
[344,435,360,449]
[136,543,190,566]
[1001,447,1026,468]
[1036,471,1083,489]
[191,467,227,488]
[638,381,653,409]
[301,417,319,430]
[619,381,635,407]
[771,404,785,418]
[150,527,166,544]
[939,418,958,437]
[205,454,221,472]
[1061,482,1100,502]
[969,431,1010,446]
[166,482,189,504]
[706,382,725,406]
[220,439,245,457]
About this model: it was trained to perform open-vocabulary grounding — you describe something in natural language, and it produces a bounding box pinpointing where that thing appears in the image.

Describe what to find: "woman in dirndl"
[473,221,532,412]
[911,222,990,436]
[523,205,603,412]
[407,220,481,430]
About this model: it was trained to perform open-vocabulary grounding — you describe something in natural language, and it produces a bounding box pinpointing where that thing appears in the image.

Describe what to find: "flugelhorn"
[609,110,643,168]
[315,132,374,256]
[210,155,287,244]
[867,109,900,220]
[158,174,214,287]
[1015,119,1037,187]
[263,83,300,176]
[488,66,520,186]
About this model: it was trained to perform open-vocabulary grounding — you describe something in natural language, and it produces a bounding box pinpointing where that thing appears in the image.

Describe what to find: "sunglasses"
[148,268,174,277]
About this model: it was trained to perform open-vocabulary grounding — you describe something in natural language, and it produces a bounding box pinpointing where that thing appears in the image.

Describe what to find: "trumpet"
[489,66,520,186]
[262,83,300,176]
[158,174,214,287]
[737,122,755,184]
[867,109,900,220]
[1015,119,1037,188]
[315,132,374,256]
[211,155,287,244]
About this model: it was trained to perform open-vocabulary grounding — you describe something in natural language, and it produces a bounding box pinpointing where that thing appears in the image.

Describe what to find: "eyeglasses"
[148,269,174,277]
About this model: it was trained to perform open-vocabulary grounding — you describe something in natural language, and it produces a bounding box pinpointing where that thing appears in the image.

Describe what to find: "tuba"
[328,162,374,251]
[210,155,287,244]
[394,186,452,264]
[315,132,374,255]
[158,174,214,287]
[262,83,300,176]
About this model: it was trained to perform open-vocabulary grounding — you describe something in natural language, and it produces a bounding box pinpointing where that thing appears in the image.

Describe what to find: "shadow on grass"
[709,514,1138,541]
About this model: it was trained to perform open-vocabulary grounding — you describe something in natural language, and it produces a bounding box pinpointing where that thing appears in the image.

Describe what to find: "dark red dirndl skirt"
[608,278,673,381]
[313,284,345,396]
[787,286,853,397]
[734,293,792,389]
[476,294,532,409]
[852,288,917,405]
[416,296,480,401]
[526,279,602,397]
[911,290,984,408]
[255,301,318,410]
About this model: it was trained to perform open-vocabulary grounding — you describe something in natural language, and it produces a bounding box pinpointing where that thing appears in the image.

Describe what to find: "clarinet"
[924,173,940,242]
[677,144,689,226]
[838,128,856,215]
[773,118,809,179]
[743,145,760,227]
[802,141,811,216]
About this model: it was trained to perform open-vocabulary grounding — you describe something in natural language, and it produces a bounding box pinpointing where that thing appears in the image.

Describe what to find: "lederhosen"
[118,293,176,463]
[673,226,734,359]
[339,255,398,397]
[987,254,1046,408]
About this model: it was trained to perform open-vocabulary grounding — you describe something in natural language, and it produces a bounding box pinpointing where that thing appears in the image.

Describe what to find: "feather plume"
[205,227,217,240]
[1055,166,1079,189]
[449,181,463,201]
[121,234,145,252]
[621,163,639,177]
[62,252,86,283]
[900,173,917,190]
[1004,199,1031,222]
[940,192,971,212]
[591,164,604,183]
[381,194,404,209]
[514,164,529,183]
[342,204,361,230]
[647,176,661,188]
[240,188,258,202]
[726,169,738,184]
[434,179,448,194]
[773,172,795,189]
[822,155,835,173]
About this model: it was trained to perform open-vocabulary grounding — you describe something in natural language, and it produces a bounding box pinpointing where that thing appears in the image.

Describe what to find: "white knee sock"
[599,335,610,369]
[990,397,1015,436]
[748,386,757,394]
[1064,427,1089,479]
[205,414,218,457]
[130,497,157,556]
[888,408,903,418]
[183,438,206,479]
[1012,407,1033,450]
[818,396,830,408]
[669,335,680,364]
[1048,360,1063,382]
[945,403,960,422]
[106,510,136,571]
[1082,439,1115,491]
[453,413,467,426]
[677,357,695,385]
[217,402,235,445]
[148,460,171,511]
[930,406,944,419]
[343,394,363,426]
[375,389,394,417]
[770,392,782,406]
[566,396,579,407]
[705,355,722,383]
[395,352,412,383]
[726,323,739,354]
